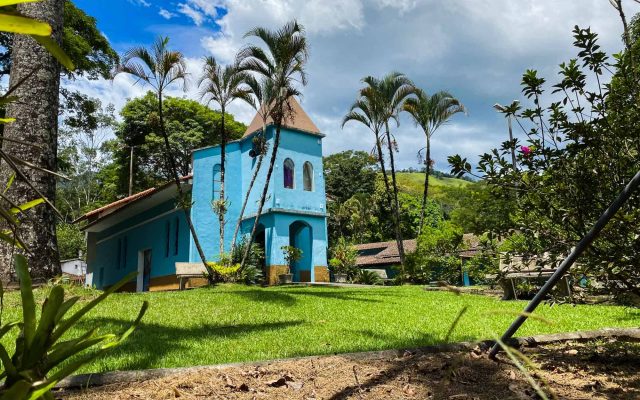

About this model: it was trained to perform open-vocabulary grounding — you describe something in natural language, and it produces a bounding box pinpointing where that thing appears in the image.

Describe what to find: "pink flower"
[520,146,531,155]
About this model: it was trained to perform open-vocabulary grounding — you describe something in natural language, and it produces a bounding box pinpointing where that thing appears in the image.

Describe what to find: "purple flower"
[520,146,531,155]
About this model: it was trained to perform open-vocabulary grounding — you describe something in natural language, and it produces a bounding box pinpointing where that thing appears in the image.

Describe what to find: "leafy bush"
[328,237,358,278]
[404,221,464,284]
[354,269,382,285]
[463,235,499,285]
[280,245,302,275]
[56,222,85,260]
[0,255,147,399]
[206,241,265,285]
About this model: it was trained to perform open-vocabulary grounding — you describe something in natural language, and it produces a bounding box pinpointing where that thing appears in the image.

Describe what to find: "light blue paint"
[89,200,190,289]
[87,123,329,289]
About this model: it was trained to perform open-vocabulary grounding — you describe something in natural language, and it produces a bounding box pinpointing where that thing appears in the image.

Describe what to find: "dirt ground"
[59,339,640,400]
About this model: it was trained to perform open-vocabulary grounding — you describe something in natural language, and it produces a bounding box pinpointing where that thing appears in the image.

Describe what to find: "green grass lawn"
[2,284,638,374]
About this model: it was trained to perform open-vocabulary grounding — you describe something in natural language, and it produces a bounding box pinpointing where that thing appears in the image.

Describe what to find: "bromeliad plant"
[0,256,148,399]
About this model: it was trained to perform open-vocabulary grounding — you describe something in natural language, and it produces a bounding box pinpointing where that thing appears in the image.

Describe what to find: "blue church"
[76,98,329,291]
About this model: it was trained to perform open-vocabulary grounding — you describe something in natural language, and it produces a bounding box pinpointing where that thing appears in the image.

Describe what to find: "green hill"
[395,172,472,199]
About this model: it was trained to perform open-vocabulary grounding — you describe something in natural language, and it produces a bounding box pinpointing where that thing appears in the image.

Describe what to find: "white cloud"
[201,35,239,65]
[178,3,205,26]
[71,0,640,171]
[127,0,151,7]
[158,8,176,20]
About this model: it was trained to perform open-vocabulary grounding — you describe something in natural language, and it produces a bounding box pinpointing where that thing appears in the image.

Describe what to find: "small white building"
[61,258,87,278]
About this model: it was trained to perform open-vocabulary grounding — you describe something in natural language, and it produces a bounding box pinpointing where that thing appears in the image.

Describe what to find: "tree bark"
[157,92,209,271]
[384,123,405,268]
[218,106,226,255]
[0,0,64,282]
[231,138,265,251]
[240,124,281,269]
[418,136,430,237]
[374,130,405,276]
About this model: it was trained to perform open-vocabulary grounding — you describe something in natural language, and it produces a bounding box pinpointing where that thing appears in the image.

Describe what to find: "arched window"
[303,162,314,191]
[284,158,294,189]
[212,164,221,199]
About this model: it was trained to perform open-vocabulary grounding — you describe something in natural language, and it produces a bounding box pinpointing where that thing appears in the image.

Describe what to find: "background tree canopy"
[102,92,246,198]
[449,20,640,304]
[0,0,118,79]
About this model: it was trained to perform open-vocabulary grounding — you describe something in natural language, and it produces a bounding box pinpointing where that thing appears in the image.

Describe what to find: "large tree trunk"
[0,0,64,282]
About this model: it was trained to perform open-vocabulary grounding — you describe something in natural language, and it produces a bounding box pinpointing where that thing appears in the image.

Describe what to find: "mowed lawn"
[2,284,638,374]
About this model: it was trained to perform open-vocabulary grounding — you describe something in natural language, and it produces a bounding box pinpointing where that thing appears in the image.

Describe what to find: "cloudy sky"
[72,0,639,171]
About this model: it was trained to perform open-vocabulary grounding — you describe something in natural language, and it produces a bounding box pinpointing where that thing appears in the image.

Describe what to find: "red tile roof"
[73,175,192,225]
[243,97,321,138]
[354,234,482,266]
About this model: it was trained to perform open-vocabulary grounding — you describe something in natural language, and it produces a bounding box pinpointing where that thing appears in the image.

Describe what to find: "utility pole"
[129,145,135,196]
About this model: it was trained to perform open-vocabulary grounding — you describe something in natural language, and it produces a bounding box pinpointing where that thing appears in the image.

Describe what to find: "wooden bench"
[175,262,208,290]
[494,254,573,300]
[499,269,571,300]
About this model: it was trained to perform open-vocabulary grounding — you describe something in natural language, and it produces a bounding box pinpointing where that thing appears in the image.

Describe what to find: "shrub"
[404,221,464,284]
[354,269,382,285]
[0,255,147,399]
[328,237,358,278]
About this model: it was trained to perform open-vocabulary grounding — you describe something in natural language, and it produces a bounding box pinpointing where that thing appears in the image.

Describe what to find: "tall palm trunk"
[157,93,208,268]
[0,0,64,282]
[418,136,430,236]
[231,134,265,251]
[218,106,226,255]
[384,123,405,268]
[374,131,405,271]
[240,124,281,268]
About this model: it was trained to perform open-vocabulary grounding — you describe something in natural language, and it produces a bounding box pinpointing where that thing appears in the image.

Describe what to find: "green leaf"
[0,343,18,379]
[14,254,36,350]
[0,379,31,400]
[24,286,64,367]
[0,12,51,36]
[0,321,19,340]
[28,380,58,400]
[4,173,15,194]
[0,0,42,6]
[54,296,79,323]
[0,118,15,124]
[47,301,148,384]
[10,198,44,214]
[0,95,18,106]
[51,271,137,343]
[31,35,74,70]
[44,332,115,372]
[0,231,25,249]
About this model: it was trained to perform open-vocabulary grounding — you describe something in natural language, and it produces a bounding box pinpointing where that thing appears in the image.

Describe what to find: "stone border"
[56,327,640,390]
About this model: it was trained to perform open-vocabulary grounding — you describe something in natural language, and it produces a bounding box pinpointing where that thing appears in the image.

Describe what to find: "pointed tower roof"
[242,97,322,138]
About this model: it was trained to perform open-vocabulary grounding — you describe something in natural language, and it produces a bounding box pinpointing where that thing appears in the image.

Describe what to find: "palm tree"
[360,72,415,268]
[404,89,466,235]
[198,56,252,255]
[115,36,209,269]
[230,75,275,251]
[342,85,408,271]
[236,21,309,268]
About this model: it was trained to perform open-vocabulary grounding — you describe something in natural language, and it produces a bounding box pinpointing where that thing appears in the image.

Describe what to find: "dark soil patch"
[59,339,640,399]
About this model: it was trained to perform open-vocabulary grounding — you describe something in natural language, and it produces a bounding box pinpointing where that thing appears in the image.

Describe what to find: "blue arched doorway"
[289,221,312,282]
